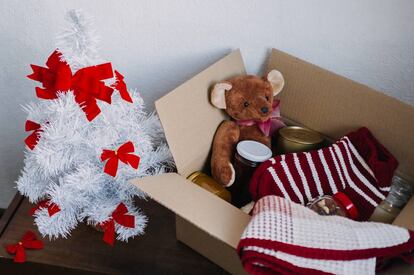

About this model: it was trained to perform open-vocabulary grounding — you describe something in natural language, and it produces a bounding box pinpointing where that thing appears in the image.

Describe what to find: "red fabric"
[346,127,398,188]
[100,141,140,177]
[5,231,43,263]
[239,233,414,262]
[249,127,398,220]
[111,70,133,103]
[29,200,61,217]
[28,50,132,121]
[241,250,331,275]
[236,100,285,137]
[399,251,414,264]
[100,203,135,246]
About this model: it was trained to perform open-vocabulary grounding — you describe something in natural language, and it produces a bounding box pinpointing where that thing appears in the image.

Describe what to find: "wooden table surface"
[0,194,227,274]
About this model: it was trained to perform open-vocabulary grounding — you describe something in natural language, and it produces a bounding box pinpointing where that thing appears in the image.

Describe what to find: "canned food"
[277,126,324,154]
[187,171,232,202]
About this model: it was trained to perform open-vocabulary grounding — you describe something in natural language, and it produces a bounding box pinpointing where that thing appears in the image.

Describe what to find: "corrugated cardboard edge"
[130,173,251,249]
[267,48,414,182]
[155,50,246,177]
[393,196,414,230]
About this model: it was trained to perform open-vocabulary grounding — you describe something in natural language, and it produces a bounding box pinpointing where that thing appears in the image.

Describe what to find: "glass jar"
[187,171,231,202]
[228,140,272,208]
[307,192,359,220]
[369,173,413,223]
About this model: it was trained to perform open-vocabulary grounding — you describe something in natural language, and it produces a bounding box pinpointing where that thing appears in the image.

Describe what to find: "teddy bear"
[210,70,285,187]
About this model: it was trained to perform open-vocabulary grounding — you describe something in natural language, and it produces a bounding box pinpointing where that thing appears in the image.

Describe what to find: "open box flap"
[155,50,246,177]
[268,48,414,182]
[130,173,251,249]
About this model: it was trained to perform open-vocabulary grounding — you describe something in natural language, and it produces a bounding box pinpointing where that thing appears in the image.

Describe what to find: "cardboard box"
[131,49,414,274]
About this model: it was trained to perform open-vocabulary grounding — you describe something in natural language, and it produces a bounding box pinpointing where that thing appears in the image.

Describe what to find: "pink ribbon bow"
[236,100,285,136]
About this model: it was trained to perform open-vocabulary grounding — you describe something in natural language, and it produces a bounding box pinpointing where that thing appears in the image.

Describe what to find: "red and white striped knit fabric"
[238,196,414,275]
[249,127,398,220]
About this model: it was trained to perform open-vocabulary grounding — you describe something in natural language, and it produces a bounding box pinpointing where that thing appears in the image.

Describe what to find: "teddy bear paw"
[222,163,236,187]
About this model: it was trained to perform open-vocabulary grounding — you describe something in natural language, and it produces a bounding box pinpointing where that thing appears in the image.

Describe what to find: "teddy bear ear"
[267,70,285,96]
[211,82,232,109]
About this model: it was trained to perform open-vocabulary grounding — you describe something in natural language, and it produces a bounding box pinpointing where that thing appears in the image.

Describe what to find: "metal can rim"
[186,171,204,182]
[279,126,323,145]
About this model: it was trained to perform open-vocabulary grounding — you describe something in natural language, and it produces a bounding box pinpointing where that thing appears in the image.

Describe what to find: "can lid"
[333,192,359,220]
[279,126,323,145]
[237,140,272,162]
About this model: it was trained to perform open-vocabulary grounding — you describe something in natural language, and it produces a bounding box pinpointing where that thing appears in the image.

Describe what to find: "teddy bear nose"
[261,107,269,114]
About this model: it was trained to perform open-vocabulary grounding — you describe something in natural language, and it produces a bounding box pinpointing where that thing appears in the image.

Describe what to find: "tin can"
[187,171,232,202]
[277,126,324,154]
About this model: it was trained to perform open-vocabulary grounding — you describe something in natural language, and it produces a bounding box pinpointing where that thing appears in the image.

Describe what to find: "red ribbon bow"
[24,120,42,150]
[111,70,133,103]
[28,50,132,121]
[5,231,44,263]
[29,200,61,217]
[236,100,285,137]
[70,62,115,121]
[100,141,140,177]
[100,203,135,246]
[27,50,72,99]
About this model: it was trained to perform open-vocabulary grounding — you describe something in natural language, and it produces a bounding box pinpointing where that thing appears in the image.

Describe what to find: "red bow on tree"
[100,141,140,177]
[24,120,42,150]
[5,231,44,263]
[100,203,135,246]
[28,50,132,121]
[29,200,61,217]
[27,50,72,99]
[70,62,115,121]
[111,70,133,103]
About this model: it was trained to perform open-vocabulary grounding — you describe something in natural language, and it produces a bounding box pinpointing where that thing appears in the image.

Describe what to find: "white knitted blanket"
[238,196,414,274]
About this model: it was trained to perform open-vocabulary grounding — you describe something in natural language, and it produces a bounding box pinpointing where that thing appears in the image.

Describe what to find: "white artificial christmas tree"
[16,10,173,245]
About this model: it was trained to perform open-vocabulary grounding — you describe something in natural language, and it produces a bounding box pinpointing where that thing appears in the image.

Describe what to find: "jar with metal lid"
[187,171,232,202]
[369,173,413,223]
[307,192,359,220]
[229,140,272,208]
[277,126,324,154]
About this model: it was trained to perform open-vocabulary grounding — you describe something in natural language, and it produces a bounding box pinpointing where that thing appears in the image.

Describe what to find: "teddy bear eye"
[265,96,270,101]
[243,101,250,107]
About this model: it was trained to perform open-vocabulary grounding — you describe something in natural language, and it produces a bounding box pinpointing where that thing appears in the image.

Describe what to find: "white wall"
[0,0,413,208]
